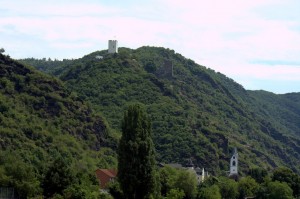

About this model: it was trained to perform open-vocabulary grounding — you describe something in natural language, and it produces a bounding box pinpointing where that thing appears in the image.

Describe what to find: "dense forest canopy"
[20,46,300,175]
[0,53,117,198]
[1,45,300,198]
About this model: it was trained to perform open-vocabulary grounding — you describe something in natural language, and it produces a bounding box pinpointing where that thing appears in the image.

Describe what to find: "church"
[229,148,238,180]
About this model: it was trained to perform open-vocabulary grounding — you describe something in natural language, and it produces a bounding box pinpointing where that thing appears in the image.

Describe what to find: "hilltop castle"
[108,40,118,54]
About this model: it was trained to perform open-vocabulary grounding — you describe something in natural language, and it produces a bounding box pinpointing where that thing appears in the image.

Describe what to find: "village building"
[160,162,209,184]
[95,169,117,189]
[194,167,209,183]
[95,55,103,59]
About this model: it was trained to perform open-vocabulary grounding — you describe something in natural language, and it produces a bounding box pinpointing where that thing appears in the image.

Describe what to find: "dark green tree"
[108,181,123,199]
[174,169,197,199]
[218,176,238,199]
[256,180,293,199]
[272,167,300,197]
[248,167,268,184]
[41,157,76,198]
[159,165,197,199]
[159,166,179,196]
[197,184,221,199]
[267,181,293,199]
[0,151,41,198]
[144,61,157,73]
[166,188,185,199]
[118,104,157,199]
[238,176,259,199]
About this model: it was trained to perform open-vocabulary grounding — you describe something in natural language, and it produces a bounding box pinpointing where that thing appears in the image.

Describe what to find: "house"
[194,167,209,183]
[95,169,117,189]
[95,55,103,60]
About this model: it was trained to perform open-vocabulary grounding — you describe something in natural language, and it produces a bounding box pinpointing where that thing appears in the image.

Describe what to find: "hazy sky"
[1,0,300,94]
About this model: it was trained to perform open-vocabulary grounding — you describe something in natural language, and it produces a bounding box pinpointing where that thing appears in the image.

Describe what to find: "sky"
[1,0,300,94]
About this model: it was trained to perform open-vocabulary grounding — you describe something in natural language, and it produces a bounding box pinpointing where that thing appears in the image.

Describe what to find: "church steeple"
[229,147,238,179]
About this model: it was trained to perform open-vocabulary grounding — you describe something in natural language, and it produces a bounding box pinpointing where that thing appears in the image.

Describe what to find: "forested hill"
[20,47,300,174]
[0,53,117,196]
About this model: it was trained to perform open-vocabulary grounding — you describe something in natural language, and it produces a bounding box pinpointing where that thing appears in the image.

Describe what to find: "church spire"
[229,147,238,180]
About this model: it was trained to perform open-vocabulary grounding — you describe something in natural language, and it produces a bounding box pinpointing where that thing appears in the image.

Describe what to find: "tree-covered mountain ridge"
[0,52,118,196]
[19,46,300,174]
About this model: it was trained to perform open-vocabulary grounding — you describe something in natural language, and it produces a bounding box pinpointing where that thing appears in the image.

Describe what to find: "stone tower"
[229,148,238,179]
[108,40,118,53]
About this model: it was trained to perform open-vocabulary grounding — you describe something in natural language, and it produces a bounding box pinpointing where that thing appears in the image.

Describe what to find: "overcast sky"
[1,0,300,94]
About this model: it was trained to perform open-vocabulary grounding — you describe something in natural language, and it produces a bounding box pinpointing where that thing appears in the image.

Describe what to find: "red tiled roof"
[99,169,117,177]
[95,169,118,189]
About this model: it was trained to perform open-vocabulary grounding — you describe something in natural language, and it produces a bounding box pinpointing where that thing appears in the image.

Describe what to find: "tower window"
[232,161,236,166]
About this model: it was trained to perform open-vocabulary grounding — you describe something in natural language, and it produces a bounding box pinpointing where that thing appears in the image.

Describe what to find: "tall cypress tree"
[118,104,156,199]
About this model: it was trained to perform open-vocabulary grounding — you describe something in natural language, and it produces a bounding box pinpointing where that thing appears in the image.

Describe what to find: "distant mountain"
[19,57,74,76]
[20,47,300,174]
[1,53,117,175]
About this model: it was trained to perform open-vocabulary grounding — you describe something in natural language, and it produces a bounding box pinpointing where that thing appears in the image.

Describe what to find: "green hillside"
[20,47,300,175]
[0,53,117,196]
[249,91,300,137]
[19,57,74,77]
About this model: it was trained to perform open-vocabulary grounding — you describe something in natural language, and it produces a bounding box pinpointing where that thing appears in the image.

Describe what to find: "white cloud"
[0,1,118,17]
[0,0,300,93]
[158,0,300,93]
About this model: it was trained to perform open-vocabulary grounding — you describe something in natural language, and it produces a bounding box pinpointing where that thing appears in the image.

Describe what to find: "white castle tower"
[229,148,238,178]
[108,40,118,53]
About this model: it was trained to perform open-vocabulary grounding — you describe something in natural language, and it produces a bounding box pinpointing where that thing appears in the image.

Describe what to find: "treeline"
[112,149,300,199]
[18,58,74,76]
[0,51,117,198]
[106,104,300,199]
[21,47,300,174]
[0,151,102,198]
